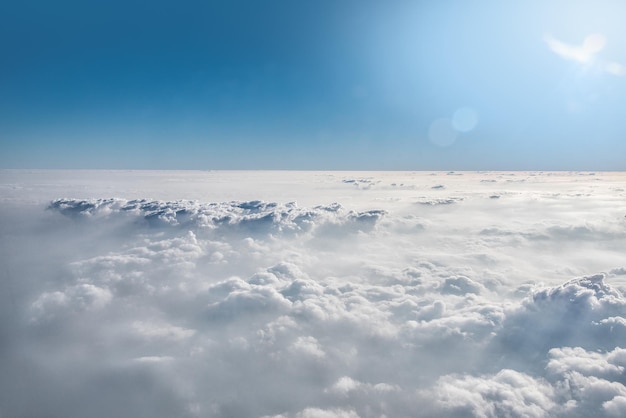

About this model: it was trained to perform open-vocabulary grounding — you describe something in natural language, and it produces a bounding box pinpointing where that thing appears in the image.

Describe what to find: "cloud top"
[48,198,386,234]
[2,171,625,417]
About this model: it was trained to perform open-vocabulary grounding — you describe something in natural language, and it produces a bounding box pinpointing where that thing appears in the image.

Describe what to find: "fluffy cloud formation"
[1,170,625,417]
[48,198,386,235]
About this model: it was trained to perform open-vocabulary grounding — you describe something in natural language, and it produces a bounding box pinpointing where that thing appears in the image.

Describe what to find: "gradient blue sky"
[1,0,625,170]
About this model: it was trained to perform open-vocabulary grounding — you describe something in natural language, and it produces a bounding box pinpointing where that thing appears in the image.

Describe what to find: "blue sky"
[1,0,625,170]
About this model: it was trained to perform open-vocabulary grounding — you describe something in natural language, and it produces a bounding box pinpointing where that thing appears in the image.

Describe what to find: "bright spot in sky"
[452,107,479,132]
[582,33,606,54]
[428,118,457,147]
[545,33,624,77]
[429,108,478,147]
[544,33,605,63]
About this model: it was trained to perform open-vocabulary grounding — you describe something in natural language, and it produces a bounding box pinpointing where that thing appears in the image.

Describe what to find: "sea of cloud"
[1,170,625,417]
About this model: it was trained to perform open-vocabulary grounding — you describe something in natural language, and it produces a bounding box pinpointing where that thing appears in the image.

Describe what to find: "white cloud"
[604,396,626,417]
[132,320,196,341]
[546,347,625,378]
[1,170,626,417]
[427,369,557,418]
[48,198,386,236]
[31,283,112,322]
[264,408,361,418]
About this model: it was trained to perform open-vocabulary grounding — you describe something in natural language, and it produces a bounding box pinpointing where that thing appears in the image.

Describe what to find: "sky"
[1,0,626,170]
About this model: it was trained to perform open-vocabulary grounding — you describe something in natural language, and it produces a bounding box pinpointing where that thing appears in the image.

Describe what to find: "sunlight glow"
[582,33,606,54]
[544,34,602,63]
[545,33,624,77]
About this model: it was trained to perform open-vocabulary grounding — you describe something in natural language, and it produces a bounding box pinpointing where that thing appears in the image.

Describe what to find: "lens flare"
[452,107,479,132]
[428,118,458,147]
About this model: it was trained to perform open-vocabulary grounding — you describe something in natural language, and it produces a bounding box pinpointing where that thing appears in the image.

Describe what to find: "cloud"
[604,396,626,417]
[48,198,386,236]
[420,344,626,418]
[489,274,626,373]
[441,275,485,295]
[263,408,360,418]
[427,369,557,418]
[30,283,112,322]
[546,347,625,379]
[2,171,626,417]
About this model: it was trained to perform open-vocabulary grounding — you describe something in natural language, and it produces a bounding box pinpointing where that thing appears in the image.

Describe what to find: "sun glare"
[545,31,624,78]
[582,33,606,54]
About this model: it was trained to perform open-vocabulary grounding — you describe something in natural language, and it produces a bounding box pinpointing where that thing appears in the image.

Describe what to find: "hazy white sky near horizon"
[1,0,626,170]
[1,170,626,417]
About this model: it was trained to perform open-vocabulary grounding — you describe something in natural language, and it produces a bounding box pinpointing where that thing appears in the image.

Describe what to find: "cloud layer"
[1,170,625,417]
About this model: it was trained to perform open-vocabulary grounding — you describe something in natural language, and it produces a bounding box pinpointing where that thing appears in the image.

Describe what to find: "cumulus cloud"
[48,198,386,234]
[493,274,626,364]
[1,170,625,417]
[31,283,112,321]
[427,369,557,418]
